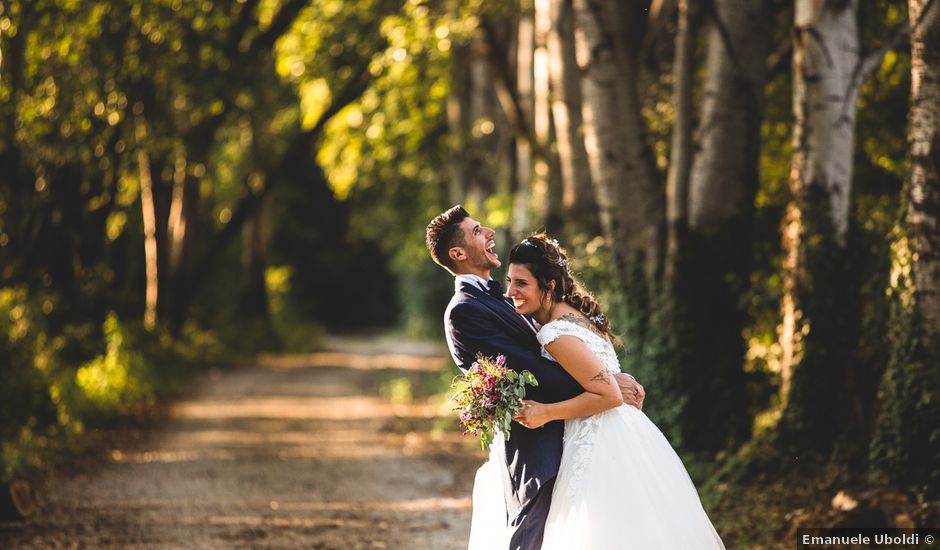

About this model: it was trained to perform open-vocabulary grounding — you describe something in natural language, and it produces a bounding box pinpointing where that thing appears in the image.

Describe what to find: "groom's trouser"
[508,477,556,550]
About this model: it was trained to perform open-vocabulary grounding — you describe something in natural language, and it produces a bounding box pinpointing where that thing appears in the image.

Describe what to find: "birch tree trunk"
[908,0,940,337]
[777,0,861,449]
[447,45,471,205]
[666,0,770,452]
[665,0,695,268]
[166,145,205,333]
[449,36,505,207]
[512,2,535,239]
[688,0,768,234]
[871,0,940,497]
[573,2,661,261]
[534,0,564,232]
[573,0,662,377]
[547,0,597,232]
[136,131,159,332]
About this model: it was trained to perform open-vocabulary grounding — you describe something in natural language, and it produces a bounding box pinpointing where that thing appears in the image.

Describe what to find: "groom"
[426,205,645,550]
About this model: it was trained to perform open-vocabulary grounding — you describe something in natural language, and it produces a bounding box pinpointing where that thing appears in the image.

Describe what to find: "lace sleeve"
[537,319,589,347]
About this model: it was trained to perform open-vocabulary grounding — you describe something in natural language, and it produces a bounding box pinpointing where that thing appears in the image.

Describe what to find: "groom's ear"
[448,246,466,264]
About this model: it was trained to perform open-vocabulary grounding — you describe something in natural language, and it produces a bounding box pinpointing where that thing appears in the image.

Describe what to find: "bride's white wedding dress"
[468,317,725,550]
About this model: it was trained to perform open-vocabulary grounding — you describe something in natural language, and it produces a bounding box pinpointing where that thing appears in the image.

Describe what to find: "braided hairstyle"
[508,233,616,340]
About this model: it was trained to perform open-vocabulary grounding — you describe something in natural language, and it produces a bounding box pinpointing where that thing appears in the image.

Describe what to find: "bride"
[468,233,725,549]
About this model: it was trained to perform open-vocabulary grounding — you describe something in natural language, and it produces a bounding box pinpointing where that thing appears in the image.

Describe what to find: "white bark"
[136,119,159,331]
[573,0,661,273]
[688,0,769,233]
[512,3,535,238]
[790,0,859,243]
[447,48,469,204]
[547,0,595,221]
[167,151,188,276]
[909,0,940,335]
[779,0,859,401]
[533,0,554,224]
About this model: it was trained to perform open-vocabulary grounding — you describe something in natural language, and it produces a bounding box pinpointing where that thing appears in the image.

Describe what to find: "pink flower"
[451,353,538,449]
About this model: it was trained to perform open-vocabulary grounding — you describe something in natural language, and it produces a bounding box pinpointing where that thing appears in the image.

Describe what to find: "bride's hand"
[513,399,549,429]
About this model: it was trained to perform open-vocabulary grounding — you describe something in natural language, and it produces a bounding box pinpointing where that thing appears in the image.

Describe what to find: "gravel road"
[0,335,484,549]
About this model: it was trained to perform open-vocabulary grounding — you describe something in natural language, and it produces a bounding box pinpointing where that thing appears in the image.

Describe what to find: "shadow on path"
[0,336,483,549]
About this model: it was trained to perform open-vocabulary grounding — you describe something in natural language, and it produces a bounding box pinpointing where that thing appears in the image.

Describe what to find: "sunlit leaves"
[75,313,154,412]
[317,0,456,213]
[299,77,330,128]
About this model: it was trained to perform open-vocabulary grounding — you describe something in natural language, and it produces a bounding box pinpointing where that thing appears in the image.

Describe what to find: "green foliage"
[733,0,917,473]
[870,229,940,498]
[0,286,228,480]
[0,287,81,479]
[264,265,325,353]
[313,0,502,338]
[74,313,154,418]
[0,0,935,510]
[0,287,62,444]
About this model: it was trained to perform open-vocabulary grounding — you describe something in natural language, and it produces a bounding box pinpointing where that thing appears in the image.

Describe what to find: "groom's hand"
[513,400,550,429]
[616,373,645,410]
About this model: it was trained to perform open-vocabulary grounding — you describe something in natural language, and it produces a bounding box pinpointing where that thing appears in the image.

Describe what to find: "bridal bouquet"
[451,354,538,449]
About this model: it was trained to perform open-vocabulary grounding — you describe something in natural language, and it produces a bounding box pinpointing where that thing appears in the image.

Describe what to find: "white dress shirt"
[455,273,491,293]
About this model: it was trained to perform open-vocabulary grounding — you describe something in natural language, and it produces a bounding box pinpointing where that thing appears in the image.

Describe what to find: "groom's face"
[452,217,500,275]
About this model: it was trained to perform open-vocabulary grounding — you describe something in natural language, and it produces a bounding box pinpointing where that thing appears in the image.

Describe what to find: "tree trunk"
[666,0,770,453]
[238,200,269,319]
[470,33,505,205]
[573,0,662,372]
[777,0,861,450]
[689,0,768,234]
[533,0,563,233]
[871,0,940,497]
[547,0,598,233]
[575,0,662,278]
[449,40,502,207]
[665,0,695,270]
[512,2,535,240]
[447,45,471,205]
[908,0,940,336]
[165,118,221,333]
[136,119,159,331]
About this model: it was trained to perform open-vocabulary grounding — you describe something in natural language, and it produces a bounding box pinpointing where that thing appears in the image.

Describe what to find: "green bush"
[73,313,155,420]
[0,289,231,481]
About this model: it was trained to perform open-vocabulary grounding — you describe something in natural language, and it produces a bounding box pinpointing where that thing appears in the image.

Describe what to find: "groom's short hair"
[426,205,470,272]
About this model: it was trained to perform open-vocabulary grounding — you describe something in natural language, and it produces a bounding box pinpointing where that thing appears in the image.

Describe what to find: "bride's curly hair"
[508,233,617,341]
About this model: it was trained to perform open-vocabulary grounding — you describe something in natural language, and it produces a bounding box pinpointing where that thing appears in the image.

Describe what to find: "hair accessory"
[591,313,607,326]
[520,236,568,267]
[547,239,568,267]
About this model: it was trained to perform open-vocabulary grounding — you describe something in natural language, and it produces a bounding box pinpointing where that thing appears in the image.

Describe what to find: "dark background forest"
[1,0,939,544]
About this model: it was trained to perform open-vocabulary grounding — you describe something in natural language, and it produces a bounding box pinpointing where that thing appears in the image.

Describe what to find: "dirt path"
[1,335,484,549]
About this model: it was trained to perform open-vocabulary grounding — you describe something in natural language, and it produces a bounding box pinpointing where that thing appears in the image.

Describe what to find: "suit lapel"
[460,282,538,342]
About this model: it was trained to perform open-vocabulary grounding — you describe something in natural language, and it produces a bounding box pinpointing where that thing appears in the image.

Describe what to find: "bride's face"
[507,263,552,319]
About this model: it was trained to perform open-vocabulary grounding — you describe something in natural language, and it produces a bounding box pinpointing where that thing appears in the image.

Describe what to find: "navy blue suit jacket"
[444,281,584,519]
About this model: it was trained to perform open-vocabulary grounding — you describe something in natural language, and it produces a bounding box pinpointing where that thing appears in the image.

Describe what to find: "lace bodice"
[536,316,620,375]
[536,315,625,498]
